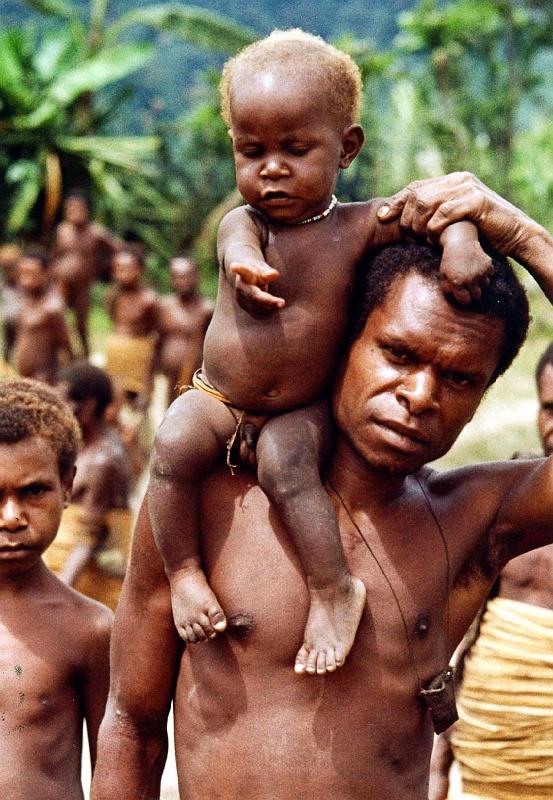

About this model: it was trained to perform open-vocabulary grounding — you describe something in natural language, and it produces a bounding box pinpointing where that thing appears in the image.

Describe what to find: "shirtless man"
[52,191,119,356]
[430,341,553,800]
[91,173,553,800]
[44,361,132,611]
[0,378,112,800]
[14,247,73,384]
[104,246,159,411]
[156,256,213,406]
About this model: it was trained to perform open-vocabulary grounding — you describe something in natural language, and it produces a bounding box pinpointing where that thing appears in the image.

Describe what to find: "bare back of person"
[0,565,109,800]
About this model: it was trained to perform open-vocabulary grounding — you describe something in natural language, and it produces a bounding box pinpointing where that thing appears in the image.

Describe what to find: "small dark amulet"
[419,665,458,734]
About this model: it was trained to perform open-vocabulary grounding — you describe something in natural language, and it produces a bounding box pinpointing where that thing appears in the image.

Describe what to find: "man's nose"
[0,497,25,531]
[260,156,289,178]
[397,369,439,415]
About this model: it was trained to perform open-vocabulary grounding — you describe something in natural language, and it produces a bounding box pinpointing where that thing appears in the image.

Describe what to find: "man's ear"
[339,124,364,169]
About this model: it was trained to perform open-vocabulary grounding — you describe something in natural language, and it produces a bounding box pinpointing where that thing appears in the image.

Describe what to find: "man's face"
[63,196,89,227]
[538,364,553,456]
[229,68,360,224]
[333,272,506,475]
[170,258,198,296]
[112,251,141,288]
[0,436,72,576]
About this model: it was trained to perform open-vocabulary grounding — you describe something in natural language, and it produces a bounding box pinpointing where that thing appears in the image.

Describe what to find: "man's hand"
[376,171,541,262]
[230,260,285,314]
[439,221,492,304]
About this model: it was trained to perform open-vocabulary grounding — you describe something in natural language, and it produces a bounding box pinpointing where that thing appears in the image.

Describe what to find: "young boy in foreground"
[0,379,112,800]
[150,29,492,676]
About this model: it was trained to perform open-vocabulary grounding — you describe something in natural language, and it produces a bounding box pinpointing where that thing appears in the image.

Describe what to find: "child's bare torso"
[14,292,65,380]
[204,201,384,413]
[0,584,89,800]
[158,295,211,377]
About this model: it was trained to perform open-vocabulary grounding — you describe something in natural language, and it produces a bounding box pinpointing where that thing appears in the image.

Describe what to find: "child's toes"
[294,645,309,674]
[316,651,327,675]
[335,642,346,668]
[306,649,318,675]
[192,623,207,642]
[209,606,227,632]
[325,649,337,673]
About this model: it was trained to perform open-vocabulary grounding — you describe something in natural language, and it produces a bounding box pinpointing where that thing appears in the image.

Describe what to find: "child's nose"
[0,498,25,531]
[260,156,289,178]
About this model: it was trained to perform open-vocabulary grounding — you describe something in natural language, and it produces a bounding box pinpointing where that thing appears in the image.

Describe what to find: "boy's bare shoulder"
[337,198,389,244]
[42,568,113,651]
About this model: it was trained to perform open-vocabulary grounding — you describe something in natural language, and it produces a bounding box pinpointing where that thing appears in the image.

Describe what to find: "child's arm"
[79,605,113,769]
[438,221,493,304]
[217,206,285,312]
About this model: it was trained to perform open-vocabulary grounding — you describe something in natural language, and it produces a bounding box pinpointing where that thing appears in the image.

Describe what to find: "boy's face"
[17,256,48,293]
[229,69,362,224]
[0,436,72,576]
[112,251,142,288]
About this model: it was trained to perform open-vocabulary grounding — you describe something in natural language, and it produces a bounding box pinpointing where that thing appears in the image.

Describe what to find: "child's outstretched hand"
[439,221,493,304]
[230,260,285,314]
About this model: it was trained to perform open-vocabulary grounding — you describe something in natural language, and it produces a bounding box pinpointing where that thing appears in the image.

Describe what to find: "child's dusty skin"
[150,30,493,677]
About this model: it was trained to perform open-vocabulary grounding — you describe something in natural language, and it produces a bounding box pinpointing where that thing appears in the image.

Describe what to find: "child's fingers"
[230,261,280,285]
[235,276,285,309]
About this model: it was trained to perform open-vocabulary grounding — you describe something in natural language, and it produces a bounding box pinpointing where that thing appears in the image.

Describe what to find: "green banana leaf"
[0,31,36,110]
[25,0,79,20]
[57,135,160,174]
[5,160,42,233]
[106,4,256,53]
[12,43,154,129]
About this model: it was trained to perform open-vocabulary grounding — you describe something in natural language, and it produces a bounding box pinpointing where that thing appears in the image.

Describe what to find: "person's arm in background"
[91,494,181,800]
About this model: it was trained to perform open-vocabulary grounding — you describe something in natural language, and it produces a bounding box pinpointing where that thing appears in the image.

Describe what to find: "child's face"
[170,258,198,295]
[112,252,142,288]
[17,256,48,293]
[229,70,361,224]
[0,436,72,576]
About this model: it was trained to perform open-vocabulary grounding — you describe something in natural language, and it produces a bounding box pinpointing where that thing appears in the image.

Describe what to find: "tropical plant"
[0,0,255,251]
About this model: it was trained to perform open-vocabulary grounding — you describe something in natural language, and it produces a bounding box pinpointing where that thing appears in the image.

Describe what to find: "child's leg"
[256,399,366,676]
[149,389,238,643]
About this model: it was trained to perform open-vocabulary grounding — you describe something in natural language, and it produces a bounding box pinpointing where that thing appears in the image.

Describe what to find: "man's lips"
[374,418,431,447]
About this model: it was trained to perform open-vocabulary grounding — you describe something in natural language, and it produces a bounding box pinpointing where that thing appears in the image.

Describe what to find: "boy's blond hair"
[0,379,81,479]
[220,29,362,129]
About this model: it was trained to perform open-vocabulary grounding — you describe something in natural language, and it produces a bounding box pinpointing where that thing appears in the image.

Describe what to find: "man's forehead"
[363,272,504,364]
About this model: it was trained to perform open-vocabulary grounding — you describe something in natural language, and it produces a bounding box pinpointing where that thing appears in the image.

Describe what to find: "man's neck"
[326,435,408,511]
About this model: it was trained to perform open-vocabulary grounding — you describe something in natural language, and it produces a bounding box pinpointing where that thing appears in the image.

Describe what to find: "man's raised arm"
[91,495,181,800]
[377,171,553,303]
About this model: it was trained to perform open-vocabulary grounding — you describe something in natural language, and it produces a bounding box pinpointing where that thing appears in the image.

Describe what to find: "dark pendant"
[419,665,458,734]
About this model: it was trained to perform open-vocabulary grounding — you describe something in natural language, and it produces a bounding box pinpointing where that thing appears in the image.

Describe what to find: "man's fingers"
[230,261,280,285]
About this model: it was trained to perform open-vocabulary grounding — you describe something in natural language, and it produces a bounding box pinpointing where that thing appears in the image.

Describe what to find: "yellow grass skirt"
[44,503,132,611]
[451,596,553,799]
[104,331,157,394]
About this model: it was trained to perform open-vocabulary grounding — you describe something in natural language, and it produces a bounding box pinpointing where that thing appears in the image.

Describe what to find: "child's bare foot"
[294,575,366,675]
[168,564,227,643]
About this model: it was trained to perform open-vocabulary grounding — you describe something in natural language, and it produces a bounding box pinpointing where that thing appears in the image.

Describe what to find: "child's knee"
[257,438,318,503]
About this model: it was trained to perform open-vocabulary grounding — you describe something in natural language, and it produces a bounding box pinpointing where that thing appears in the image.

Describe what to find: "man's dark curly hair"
[0,379,81,478]
[349,242,530,385]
